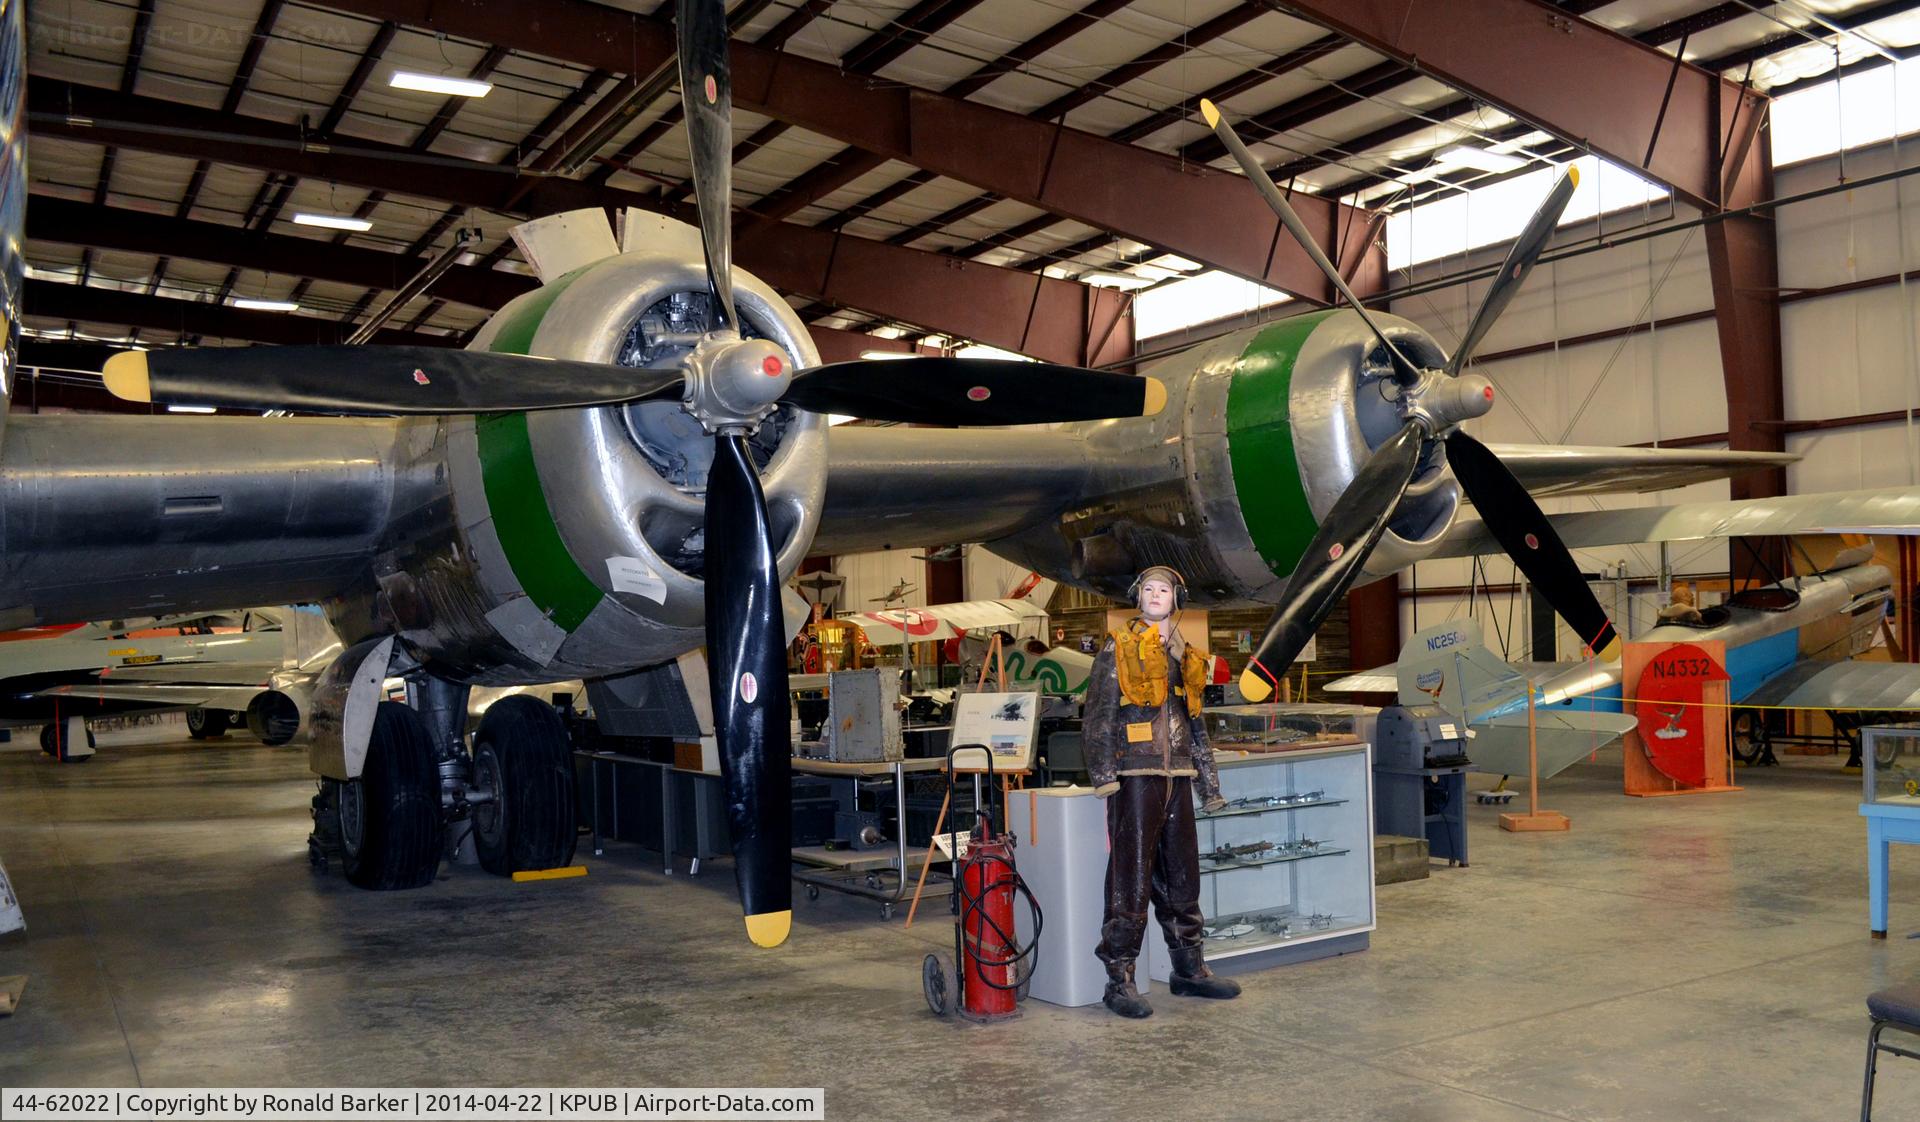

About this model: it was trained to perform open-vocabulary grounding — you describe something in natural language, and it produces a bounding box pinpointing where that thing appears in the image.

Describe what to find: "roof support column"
[1707,103,1787,587]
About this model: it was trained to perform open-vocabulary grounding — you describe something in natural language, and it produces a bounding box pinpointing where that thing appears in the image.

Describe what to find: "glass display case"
[1204,702,1373,753]
[1146,740,1375,981]
[1862,724,1920,807]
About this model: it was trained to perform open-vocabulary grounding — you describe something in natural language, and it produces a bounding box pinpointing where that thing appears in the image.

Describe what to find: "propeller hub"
[1399,370,1496,434]
[682,336,795,434]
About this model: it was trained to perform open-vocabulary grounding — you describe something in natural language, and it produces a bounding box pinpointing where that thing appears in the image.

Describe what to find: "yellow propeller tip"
[101,351,152,403]
[745,909,791,948]
[1238,669,1273,704]
[1594,637,1621,663]
[1142,376,1168,417]
[1567,165,1581,189]
[1199,98,1221,128]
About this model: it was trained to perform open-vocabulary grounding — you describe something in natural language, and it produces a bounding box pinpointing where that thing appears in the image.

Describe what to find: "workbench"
[791,755,946,919]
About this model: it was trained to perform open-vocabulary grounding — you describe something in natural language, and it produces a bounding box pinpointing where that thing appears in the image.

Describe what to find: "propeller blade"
[783,358,1167,425]
[1445,429,1620,660]
[1199,98,1421,386]
[101,347,683,416]
[678,0,737,335]
[704,432,794,948]
[1446,167,1580,377]
[1240,420,1428,702]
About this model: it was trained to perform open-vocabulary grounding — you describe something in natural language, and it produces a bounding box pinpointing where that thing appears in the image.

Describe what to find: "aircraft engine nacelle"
[246,687,306,747]
[996,308,1463,608]
[344,249,827,685]
[1269,308,1463,582]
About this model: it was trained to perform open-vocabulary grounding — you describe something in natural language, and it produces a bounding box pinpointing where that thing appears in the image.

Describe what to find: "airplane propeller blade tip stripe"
[102,351,151,403]
[745,910,791,948]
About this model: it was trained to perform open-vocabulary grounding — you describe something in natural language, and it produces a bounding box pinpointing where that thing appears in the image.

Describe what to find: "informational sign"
[1634,642,1730,788]
[950,691,1039,772]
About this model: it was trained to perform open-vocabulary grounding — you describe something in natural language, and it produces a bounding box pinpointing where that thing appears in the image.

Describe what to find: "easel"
[1500,685,1571,832]
[903,636,1027,928]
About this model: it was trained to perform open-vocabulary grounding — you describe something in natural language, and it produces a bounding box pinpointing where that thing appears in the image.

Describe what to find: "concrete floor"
[3,729,1919,1122]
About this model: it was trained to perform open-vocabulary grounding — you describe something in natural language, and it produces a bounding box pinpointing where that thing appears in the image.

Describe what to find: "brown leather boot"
[1102,961,1153,1018]
[1169,945,1241,999]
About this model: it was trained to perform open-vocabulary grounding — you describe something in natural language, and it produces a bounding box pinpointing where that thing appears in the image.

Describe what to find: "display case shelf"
[1200,845,1350,872]
[1196,796,1346,821]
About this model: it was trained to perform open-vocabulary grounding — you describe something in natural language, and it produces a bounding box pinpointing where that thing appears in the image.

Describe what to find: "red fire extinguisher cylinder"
[961,834,1019,1018]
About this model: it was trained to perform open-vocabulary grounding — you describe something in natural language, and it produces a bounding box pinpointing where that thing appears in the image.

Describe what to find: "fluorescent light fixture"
[859,349,917,361]
[232,298,300,311]
[293,212,373,232]
[389,70,493,98]
[1436,145,1524,173]
[166,404,216,414]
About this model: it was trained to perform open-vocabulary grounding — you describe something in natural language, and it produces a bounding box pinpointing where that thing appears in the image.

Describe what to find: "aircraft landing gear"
[40,719,95,763]
[469,696,577,877]
[324,701,440,890]
[185,707,228,739]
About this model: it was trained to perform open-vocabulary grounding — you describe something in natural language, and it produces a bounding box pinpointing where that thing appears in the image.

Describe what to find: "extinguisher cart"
[922,747,1042,1023]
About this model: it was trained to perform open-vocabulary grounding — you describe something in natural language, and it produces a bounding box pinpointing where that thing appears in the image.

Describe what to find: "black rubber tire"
[43,722,95,763]
[340,702,441,891]
[185,707,227,740]
[470,696,578,877]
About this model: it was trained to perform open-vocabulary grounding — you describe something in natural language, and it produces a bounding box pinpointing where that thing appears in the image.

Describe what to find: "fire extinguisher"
[923,746,1043,1023]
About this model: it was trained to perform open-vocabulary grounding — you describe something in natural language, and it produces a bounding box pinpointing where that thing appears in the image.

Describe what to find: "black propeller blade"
[785,357,1166,425]
[101,346,686,416]
[1238,420,1427,703]
[678,0,738,336]
[1200,99,1421,387]
[1447,167,1579,377]
[703,432,793,947]
[1444,429,1621,660]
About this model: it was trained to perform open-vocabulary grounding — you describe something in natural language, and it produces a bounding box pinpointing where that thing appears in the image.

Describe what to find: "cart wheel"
[865,872,882,891]
[923,953,956,1017]
[881,902,895,921]
[806,884,820,902]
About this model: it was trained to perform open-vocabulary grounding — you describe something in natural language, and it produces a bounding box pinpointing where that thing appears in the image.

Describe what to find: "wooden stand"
[1501,688,1571,832]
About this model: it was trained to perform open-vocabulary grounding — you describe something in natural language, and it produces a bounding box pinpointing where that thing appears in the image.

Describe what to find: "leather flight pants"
[1095,774,1204,973]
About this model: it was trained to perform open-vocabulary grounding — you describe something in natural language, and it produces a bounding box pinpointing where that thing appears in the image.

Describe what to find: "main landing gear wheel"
[470,695,578,877]
[41,722,94,762]
[922,952,956,1017]
[185,707,229,739]
[339,701,440,890]
[1730,709,1769,766]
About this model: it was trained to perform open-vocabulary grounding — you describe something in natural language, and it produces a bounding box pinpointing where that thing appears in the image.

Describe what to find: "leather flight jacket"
[1085,621,1222,803]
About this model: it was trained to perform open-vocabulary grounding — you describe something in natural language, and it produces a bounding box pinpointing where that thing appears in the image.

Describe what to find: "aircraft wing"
[1742,659,1920,712]
[846,598,1048,642]
[1486,444,1799,497]
[1431,487,1920,559]
[34,680,266,711]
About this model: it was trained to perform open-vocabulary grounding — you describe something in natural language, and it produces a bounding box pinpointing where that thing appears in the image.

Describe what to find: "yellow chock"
[512,865,587,882]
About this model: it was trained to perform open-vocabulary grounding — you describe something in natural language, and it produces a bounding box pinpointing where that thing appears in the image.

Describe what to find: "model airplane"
[14,0,1920,949]
[869,578,918,606]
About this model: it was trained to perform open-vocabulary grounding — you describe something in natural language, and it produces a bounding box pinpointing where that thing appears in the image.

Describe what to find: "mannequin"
[1082,565,1241,1018]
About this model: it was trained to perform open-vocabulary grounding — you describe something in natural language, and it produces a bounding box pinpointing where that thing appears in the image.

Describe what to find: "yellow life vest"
[1110,617,1211,714]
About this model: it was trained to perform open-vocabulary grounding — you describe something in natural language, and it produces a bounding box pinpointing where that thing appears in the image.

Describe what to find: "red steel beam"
[23,281,455,348]
[1272,0,1770,210]
[27,196,535,313]
[310,0,1379,304]
[31,79,1128,366]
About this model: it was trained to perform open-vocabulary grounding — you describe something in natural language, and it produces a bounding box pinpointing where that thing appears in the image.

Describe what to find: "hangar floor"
[2,729,1917,1121]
